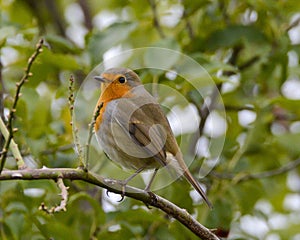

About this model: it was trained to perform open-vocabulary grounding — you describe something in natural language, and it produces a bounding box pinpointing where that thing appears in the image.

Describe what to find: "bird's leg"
[117,167,145,201]
[143,168,159,208]
[144,168,159,192]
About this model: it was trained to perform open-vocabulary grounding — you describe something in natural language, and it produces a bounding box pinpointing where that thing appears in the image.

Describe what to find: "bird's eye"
[118,76,126,84]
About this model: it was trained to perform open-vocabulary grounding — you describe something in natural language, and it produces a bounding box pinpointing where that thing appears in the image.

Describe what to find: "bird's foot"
[143,189,157,209]
[104,180,127,202]
[117,180,127,202]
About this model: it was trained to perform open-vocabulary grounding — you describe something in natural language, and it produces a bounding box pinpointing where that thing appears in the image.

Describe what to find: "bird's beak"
[94,76,110,83]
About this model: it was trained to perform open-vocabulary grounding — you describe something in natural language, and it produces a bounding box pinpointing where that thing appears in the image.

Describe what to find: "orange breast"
[94,82,132,132]
[101,83,131,101]
[94,101,107,132]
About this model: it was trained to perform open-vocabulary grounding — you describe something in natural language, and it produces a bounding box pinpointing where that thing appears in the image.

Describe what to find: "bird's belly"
[96,117,160,171]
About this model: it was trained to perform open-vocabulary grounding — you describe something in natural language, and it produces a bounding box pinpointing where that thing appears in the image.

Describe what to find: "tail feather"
[183,170,213,209]
[172,152,212,209]
[166,152,212,208]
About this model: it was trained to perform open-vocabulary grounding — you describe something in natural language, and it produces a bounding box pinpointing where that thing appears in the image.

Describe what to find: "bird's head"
[95,68,142,102]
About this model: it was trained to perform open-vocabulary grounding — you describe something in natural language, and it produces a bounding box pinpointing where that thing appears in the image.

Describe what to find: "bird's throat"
[100,83,132,102]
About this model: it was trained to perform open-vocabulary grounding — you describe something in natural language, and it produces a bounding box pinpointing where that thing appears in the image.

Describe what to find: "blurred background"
[1,0,300,239]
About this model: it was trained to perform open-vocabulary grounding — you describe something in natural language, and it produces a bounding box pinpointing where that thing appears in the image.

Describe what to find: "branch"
[147,0,166,38]
[44,0,67,37]
[286,16,300,32]
[68,75,83,166]
[0,38,44,173]
[238,55,260,71]
[188,83,222,155]
[0,168,219,240]
[0,56,5,149]
[211,157,300,183]
[39,177,69,213]
[0,118,25,169]
[225,105,254,112]
[41,143,75,155]
[78,0,93,30]
[85,103,102,170]
[181,3,195,40]
[222,45,243,76]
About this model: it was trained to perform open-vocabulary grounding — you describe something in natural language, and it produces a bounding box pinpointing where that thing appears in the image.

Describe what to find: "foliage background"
[1,0,300,239]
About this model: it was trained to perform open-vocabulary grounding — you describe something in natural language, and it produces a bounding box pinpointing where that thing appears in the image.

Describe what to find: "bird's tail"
[171,152,212,209]
[183,169,213,209]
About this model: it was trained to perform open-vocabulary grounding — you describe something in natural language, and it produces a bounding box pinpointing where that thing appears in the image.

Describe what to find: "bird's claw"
[116,180,127,202]
[105,180,126,202]
[147,191,157,204]
[142,190,157,209]
[106,189,110,198]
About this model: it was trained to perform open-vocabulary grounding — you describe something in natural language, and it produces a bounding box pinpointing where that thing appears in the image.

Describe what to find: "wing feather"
[128,103,170,167]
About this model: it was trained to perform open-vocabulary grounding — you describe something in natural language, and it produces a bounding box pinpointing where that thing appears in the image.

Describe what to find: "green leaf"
[169,220,198,240]
[45,35,81,54]
[275,133,300,155]
[28,48,79,87]
[68,192,106,225]
[233,181,264,214]
[0,221,15,240]
[205,25,268,50]
[182,0,211,16]
[0,26,16,44]
[205,197,233,229]
[272,97,300,114]
[39,48,80,70]
[144,38,181,72]
[87,22,137,65]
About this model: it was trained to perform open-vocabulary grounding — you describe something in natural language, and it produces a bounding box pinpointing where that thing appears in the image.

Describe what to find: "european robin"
[94,68,212,208]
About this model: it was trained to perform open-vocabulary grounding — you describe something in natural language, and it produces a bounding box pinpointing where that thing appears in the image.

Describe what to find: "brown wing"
[128,103,175,167]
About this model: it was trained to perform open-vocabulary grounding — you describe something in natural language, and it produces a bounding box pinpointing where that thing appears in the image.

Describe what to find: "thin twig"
[39,177,69,213]
[225,105,254,112]
[188,83,222,155]
[42,144,75,155]
[181,2,195,40]
[68,75,75,112]
[68,75,83,163]
[199,85,222,133]
[44,0,66,37]
[0,168,219,240]
[189,42,241,155]
[185,18,194,40]
[0,53,5,150]
[0,38,44,173]
[85,103,103,170]
[0,118,26,169]
[219,0,230,25]
[211,157,300,183]
[286,16,300,32]
[147,0,166,38]
[78,0,93,30]
[222,45,243,76]
[238,55,260,71]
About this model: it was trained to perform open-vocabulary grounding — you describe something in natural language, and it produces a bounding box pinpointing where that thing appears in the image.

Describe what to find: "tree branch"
[0,168,219,240]
[181,3,195,40]
[188,83,222,155]
[85,103,102,169]
[39,177,69,213]
[0,118,25,169]
[78,0,93,31]
[0,56,5,150]
[0,38,44,173]
[44,0,67,37]
[211,157,300,183]
[68,75,83,166]
[147,0,166,38]
[286,16,300,32]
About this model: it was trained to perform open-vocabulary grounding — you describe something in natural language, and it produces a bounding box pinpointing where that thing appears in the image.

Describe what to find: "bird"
[93,67,212,208]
